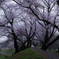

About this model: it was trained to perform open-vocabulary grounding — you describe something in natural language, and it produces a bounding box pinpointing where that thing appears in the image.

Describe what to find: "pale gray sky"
[0,36,8,43]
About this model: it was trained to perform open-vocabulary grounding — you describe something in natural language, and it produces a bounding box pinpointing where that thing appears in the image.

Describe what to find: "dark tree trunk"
[19,39,29,51]
[12,30,19,53]
[46,35,59,49]
[41,44,47,50]
[41,35,59,50]
[20,43,26,51]
[13,36,19,53]
[29,40,31,47]
[27,38,31,48]
[44,28,49,44]
[27,39,30,48]
[41,28,48,50]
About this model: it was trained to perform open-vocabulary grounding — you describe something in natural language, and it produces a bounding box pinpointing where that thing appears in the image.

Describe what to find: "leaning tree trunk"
[41,35,59,50]
[46,35,59,49]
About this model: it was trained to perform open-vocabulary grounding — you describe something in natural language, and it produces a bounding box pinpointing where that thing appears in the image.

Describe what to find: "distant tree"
[16,18,36,50]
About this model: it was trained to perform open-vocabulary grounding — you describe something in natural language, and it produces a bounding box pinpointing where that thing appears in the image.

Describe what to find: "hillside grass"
[7,48,46,59]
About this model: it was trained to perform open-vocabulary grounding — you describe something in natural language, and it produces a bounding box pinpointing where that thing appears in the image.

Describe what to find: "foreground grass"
[0,49,15,59]
[0,54,11,59]
[8,48,45,59]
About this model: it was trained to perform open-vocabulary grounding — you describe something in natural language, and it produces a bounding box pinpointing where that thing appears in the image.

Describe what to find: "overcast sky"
[0,36,8,43]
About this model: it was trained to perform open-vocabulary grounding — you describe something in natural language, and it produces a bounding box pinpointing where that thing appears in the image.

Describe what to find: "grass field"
[0,49,15,59]
[7,48,45,59]
[0,54,10,59]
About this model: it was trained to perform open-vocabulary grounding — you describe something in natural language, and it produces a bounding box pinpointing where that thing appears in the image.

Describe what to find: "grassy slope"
[7,48,46,59]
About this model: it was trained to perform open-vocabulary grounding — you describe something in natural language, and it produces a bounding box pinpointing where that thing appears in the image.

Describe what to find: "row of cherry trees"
[12,0,59,51]
[0,0,59,53]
